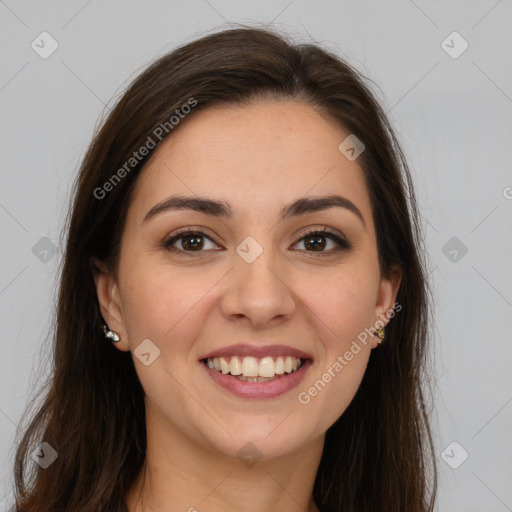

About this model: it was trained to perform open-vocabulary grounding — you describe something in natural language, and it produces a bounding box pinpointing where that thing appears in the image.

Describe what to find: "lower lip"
[200,359,312,399]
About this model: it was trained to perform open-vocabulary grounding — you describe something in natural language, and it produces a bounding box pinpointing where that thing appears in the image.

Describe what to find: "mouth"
[199,344,313,399]
[202,355,305,382]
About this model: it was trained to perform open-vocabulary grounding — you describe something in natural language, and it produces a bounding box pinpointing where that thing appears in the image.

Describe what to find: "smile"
[204,355,303,381]
[199,344,313,399]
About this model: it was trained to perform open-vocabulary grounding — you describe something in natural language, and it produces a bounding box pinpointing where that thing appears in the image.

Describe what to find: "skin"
[94,99,402,512]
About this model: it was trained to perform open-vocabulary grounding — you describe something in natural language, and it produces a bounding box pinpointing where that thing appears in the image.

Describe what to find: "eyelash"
[162,227,351,257]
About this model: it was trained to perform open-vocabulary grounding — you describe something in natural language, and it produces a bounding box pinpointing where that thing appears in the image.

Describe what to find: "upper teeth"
[206,356,302,377]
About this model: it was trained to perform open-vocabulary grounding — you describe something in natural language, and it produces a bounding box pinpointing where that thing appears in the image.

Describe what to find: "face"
[95,99,401,462]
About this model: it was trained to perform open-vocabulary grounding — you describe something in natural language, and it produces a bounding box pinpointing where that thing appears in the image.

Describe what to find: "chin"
[193,410,317,463]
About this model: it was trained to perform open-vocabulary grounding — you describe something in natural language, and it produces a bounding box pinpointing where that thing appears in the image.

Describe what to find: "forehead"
[127,99,372,224]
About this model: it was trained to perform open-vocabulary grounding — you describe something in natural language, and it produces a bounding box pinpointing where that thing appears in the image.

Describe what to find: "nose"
[220,245,296,328]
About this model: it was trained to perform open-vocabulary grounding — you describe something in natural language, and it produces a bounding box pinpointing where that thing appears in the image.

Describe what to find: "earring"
[103,324,120,343]
[375,326,385,344]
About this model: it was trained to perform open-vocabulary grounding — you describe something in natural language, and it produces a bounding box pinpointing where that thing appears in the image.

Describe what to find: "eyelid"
[298,225,345,240]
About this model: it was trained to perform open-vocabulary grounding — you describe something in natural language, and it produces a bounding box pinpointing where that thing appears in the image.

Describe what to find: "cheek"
[294,271,377,426]
[118,258,225,351]
[307,270,378,347]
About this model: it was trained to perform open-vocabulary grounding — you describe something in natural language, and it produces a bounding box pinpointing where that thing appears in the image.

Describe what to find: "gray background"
[1,0,511,510]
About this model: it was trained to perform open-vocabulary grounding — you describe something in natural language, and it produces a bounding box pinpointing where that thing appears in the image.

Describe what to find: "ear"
[371,264,402,348]
[91,258,130,352]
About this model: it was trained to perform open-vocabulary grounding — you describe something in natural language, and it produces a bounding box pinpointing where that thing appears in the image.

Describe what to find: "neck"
[125,404,324,512]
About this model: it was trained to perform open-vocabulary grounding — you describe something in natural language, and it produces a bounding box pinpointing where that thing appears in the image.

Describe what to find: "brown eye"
[303,234,328,251]
[293,230,351,253]
[179,233,205,251]
[163,229,220,254]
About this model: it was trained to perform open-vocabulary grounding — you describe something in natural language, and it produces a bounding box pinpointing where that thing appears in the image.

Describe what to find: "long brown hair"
[12,26,436,511]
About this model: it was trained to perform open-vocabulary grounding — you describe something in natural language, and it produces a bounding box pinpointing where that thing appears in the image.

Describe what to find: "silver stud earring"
[103,324,120,343]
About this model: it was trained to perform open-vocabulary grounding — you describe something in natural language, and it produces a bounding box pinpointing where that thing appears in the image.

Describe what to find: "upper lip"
[199,343,313,361]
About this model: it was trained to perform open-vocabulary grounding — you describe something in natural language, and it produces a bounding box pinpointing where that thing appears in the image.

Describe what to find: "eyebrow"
[143,194,366,228]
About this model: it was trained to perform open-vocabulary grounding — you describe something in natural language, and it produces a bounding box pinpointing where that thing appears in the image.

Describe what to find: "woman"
[12,26,436,511]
